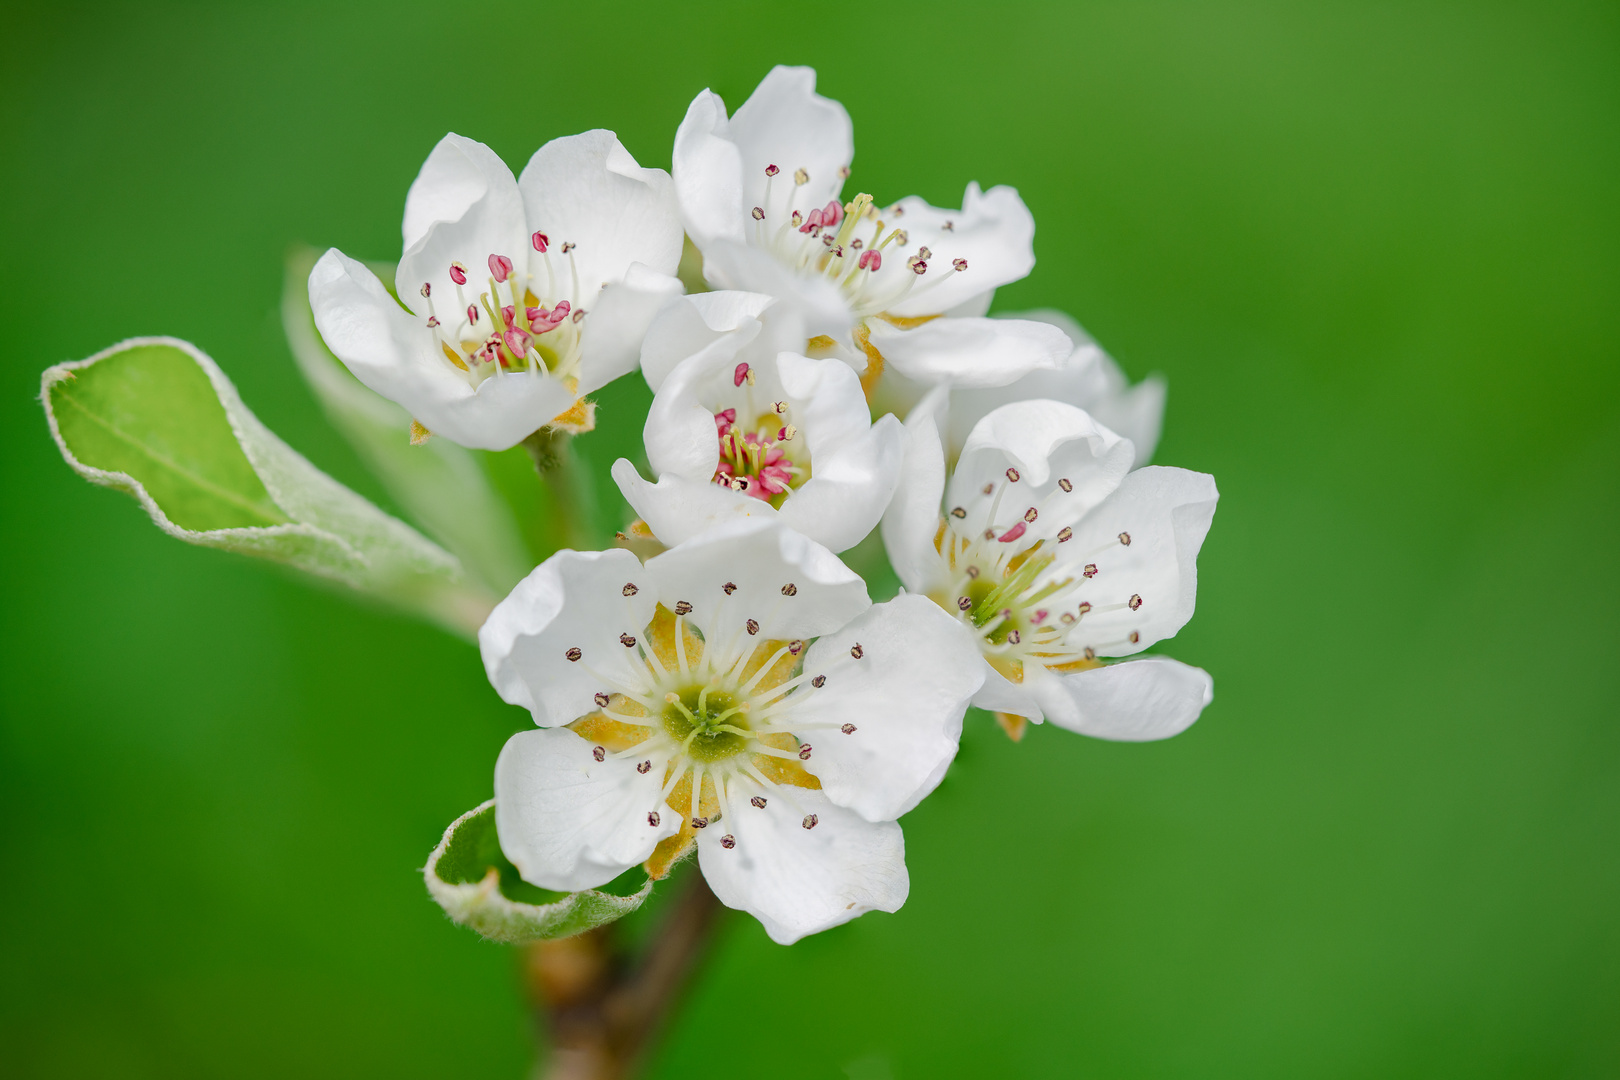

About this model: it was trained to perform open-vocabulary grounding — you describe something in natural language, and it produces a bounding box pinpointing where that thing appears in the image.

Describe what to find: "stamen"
[1129,594,1143,610]
[623,583,638,596]
[1059,478,1073,492]
[488,254,513,283]
[449,262,467,286]
[620,633,637,647]
[531,231,548,253]
[593,745,606,762]
[721,834,736,848]
[841,724,856,735]
[751,795,767,808]
[802,814,818,830]
[781,583,798,596]
[594,692,610,708]
[566,648,582,662]
[674,600,693,615]
[648,811,661,827]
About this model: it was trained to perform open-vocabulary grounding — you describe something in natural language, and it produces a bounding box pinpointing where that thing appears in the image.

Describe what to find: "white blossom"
[882,394,1217,739]
[480,520,984,944]
[673,66,1070,399]
[612,292,903,551]
[310,131,683,450]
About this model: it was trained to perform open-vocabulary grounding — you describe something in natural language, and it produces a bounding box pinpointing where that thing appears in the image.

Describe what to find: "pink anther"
[997,521,1028,544]
[466,304,480,325]
[503,328,530,354]
[448,262,468,286]
[733,363,751,387]
[858,249,882,271]
[488,254,513,283]
[820,200,843,228]
[531,231,549,253]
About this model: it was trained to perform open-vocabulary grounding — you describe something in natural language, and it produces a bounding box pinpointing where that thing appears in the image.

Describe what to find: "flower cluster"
[312,66,1219,944]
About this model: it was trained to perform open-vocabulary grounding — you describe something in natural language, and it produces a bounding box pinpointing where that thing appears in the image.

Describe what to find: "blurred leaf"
[426,801,652,943]
[42,337,494,637]
[282,247,534,594]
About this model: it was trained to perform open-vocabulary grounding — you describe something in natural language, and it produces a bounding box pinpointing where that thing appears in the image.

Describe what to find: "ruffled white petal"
[495,728,680,892]
[672,89,746,249]
[881,183,1035,317]
[518,130,683,308]
[1057,466,1219,656]
[612,462,776,547]
[577,264,684,395]
[697,787,906,945]
[478,547,657,725]
[310,249,574,450]
[397,133,528,319]
[698,239,852,336]
[644,519,868,643]
[879,388,949,595]
[639,291,779,393]
[866,316,1070,389]
[1039,656,1213,740]
[948,399,1135,538]
[774,413,903,553]
[727,66,852,227]
[795,595,982,821]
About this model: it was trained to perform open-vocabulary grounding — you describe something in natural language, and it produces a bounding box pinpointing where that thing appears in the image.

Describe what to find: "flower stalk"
[523,427,603,554]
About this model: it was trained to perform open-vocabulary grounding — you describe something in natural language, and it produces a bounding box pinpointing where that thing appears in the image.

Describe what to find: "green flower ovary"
[661,685,751,763]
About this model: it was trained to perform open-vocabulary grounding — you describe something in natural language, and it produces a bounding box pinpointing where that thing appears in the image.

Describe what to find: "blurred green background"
[3,1,1616,1076]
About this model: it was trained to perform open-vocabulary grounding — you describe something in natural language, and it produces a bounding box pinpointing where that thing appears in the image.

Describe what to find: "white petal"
[948,400,1135,539]
[612,462,777,548]
[1059,466,1219,656]
[699,239,852,336]
[867,316,1070,389]
[518,130,683,307]
[987,310,1168,463]
[639,291,779,392]
[1041,657,1213,740]
[640,345,731,482]
[969,657,1044,720]
[775,353,873,471]
[774,413,903,553]
[794,595,982,820]
[879,387,949,595]
[495,728,680,892]
[882,183,1035,317]
[577,264,684,395]
[672,89,746,249]
[396,134,528,319]
[310,249,573,450]
[697,787,906,945]
[644,519,868,642]
[727,66,852,226]
[478,547,657,725]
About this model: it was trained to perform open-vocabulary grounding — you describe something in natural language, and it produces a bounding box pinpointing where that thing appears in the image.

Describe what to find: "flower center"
[661,685,750,762]
[711,388,806,505]
[746,166,970,320]
[412,235,586,391]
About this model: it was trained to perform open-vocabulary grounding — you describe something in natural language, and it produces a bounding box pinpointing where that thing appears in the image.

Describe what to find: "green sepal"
[41,336,494,637]
[281,247,533,594]
[425,801,652,943]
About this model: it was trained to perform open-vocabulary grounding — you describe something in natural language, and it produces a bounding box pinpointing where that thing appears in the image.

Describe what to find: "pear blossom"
[673,66,1070,398]
[310,130,684,450]
[612,292,903,552]
[874,309,1169,465]
[882,394,1217,741]
[480,519,983,944]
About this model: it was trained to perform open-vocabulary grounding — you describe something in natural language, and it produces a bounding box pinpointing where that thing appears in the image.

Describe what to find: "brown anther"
[1078,601,1093,614]
[722,581,737,594]
[1024,507,1038,523]
[1119,532,1133,546]
[984,529,997,540]
[1083,564,1098,578]
[594,692,610,708]
[1129,594,1143,610]
[781,583,798,596]
[560,241,576,254]
[798,745,812,760]
[982,483,994,495]
[1059,478,1073,493]
[1008,630,1021,645]
[620,633,637,647]
[746,619,760,635]
[951,506,967,518]
[691,816,708,829]
[850,643,864,659]
[1129,631,1141,643]
[1083,647,1097,660]
[720,834,736,849]
[966,566,981,578]
[811,675,826,688]
[793,167,809,185]
[911,260,928,275]
[637,760,651,774]
[648,811,661,827]
[841,724,857,734]
[566,647,582,662]
[789,640,804,655]
[1058,527,1074,542]
[802,814,818,830]
[752,206,765,220]
[958,597,973,611]
[918,246,933,260]
[850,238,863,249]
[765,164,779,177]
[419,283,431,298]
[623,583,639,596]
[592,745,605,762]
[571,307,586,323]
[674,600,693,615]
[1006,467,1021,482]
[750,796,767,809]
[952,258,968,271]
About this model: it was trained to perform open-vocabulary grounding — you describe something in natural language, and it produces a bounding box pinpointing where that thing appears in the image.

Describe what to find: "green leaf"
[425,801,653,944]
[42,337,495,637]
[281,247,534,594]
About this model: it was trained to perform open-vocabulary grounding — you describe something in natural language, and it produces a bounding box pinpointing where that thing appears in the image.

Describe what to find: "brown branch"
[524,873,726,1080]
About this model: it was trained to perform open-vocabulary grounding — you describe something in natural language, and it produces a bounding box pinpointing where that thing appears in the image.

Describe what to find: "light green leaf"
[282,247,533,594]
[425,801,652,943]
[42,336,494,637]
